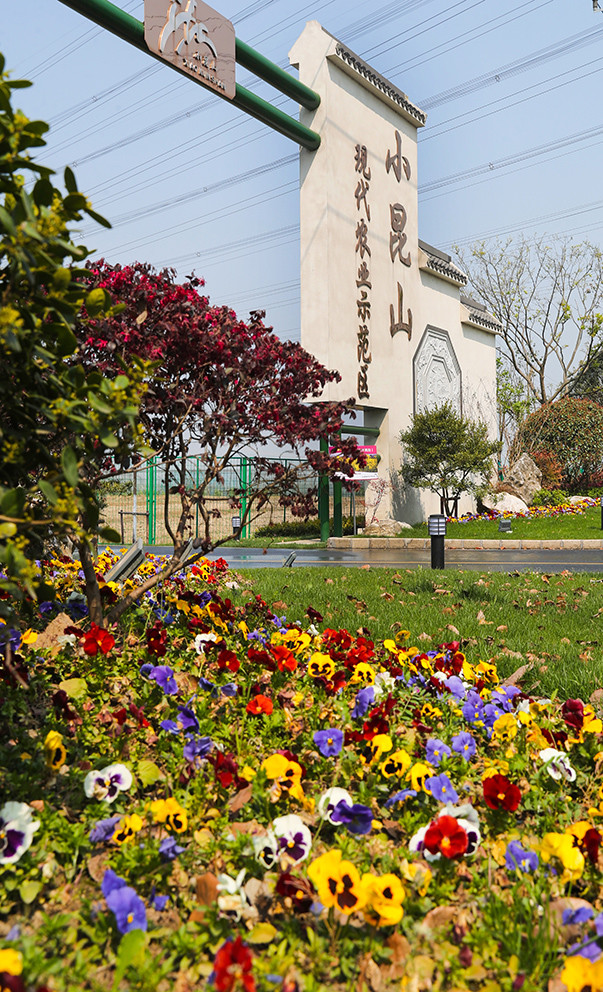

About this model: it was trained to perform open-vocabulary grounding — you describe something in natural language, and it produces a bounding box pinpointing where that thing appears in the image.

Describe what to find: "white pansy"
[538,748,576,782]
[84,764,133,803]
[0,801,41,865]
[272,814,312,865]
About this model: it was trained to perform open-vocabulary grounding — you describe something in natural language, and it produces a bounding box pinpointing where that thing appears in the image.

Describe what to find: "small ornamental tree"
[76,261,363,622]
[512,397,603,492]
[398,404,500,516]
[0,57,148,621]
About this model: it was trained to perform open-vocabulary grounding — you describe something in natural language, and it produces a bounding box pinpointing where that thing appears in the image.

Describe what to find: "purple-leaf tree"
[76,261,363,621]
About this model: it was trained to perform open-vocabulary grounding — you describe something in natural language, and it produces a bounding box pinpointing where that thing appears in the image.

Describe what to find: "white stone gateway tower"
[289,22,499,524]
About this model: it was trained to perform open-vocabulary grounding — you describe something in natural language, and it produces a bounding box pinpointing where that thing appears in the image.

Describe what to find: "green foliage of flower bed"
[2,554,603,991]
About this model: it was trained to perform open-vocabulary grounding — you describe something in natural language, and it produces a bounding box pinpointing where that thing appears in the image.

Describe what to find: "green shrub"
[514,398,603,491]
[255,515,366,539]
[530,488,569,507]
[98,480,134,497]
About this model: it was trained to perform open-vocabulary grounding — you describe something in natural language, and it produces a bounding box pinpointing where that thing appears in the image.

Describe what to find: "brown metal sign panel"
[144,0,236,99]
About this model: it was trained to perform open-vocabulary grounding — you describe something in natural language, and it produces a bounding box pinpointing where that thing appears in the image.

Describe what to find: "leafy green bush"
[98,480,134,497]
[255,515,365,539]
[514,398,603,491]
[530,489,569,507]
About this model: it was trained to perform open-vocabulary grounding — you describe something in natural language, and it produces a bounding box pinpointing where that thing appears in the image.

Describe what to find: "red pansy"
[424,815,468,859]
[482,774,522,812]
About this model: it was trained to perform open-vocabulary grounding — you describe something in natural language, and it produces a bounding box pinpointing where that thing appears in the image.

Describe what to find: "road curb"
[327,537,603,551]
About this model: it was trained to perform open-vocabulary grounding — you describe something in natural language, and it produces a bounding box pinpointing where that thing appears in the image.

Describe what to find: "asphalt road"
[145,545,603,573]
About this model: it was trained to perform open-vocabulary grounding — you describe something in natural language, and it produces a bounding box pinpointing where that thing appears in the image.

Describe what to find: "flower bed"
[453,498,597,525]
[1,554,603,991]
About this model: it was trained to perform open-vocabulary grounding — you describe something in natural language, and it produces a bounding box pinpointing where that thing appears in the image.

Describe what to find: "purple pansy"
[425,739,451,767]
[183,735,213,764]
[220,682,238,697]
[384,788,417,808]
[313,728,344,758]
[160,705,199,735]
[101,869,127,898]
[147,665,178,695]
[462,691,484,726]
[106,884,148,933]
[159,836,185,861]
[351,686,375,719]
[451,731,477,761]
[151,892,170,911]
[331,801,373,835]
[563,906,594,926]
[505,841,539,873]
[425,773,459,804]
[89,816,121,843]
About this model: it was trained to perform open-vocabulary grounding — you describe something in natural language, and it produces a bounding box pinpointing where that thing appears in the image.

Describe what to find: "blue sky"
[3,0,602,342]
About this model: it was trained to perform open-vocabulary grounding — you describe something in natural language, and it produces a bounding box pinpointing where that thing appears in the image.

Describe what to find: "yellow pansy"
[380,749,412,779]
[366,734,393,765]
[308,850,366,914]
[150,797,188,833]
[361,872,406,927]
[406,761,434,792]
[482,757,510,779]
[492,712,519,742]
[583,705,603,734]
[474,659,499,684]
[540,832,584,882]
[21,628,38,645]
[399,858,432,896]
[44,730,66,770]
[350,663,376,685]
[561,954,603,992]
[419,702,442,722]
[0,948,22,975]
[307,652,335,680]
[112,813,144,845]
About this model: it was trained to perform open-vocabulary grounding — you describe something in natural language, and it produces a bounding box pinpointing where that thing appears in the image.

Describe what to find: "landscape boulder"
[363,518,412,536]
[481,492,529,515]
[504,453,542,505]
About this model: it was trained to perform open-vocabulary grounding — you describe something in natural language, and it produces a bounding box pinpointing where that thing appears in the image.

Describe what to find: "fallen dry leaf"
[502,662,534,687]
[195,872,218,906]
[228,784,253,813]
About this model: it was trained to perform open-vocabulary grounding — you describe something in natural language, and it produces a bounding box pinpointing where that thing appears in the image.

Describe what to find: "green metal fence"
[98,454,321,546]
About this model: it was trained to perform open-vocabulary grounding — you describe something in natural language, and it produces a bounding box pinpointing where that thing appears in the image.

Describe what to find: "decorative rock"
[363,518,412,536]
[482,492,529,514]
[504,453,542,505]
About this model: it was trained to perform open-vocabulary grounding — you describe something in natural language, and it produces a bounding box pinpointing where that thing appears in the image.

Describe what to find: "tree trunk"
[78,539,104,626]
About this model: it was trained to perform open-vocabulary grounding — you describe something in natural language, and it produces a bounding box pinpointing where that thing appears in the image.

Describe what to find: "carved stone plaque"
[144,0,236,99]
[413,326,461,414]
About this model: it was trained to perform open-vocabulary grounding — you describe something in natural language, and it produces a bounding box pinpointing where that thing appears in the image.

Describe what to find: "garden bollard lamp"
[428,514,446,570]
[232,515,241,540]
[600,497,603,531]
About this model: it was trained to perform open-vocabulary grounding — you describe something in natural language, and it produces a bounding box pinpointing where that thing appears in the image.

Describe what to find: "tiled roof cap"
[333,43,426,126]
[418,239,467,286]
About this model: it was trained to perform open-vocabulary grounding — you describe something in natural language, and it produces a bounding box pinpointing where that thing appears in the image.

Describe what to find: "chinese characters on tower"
[353,129,414,400]
[386,129,413,340]
[354,142,372,399]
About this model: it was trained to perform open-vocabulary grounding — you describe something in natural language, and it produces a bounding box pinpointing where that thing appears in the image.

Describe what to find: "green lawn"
[239,566,603,702]
[393,504,603,540]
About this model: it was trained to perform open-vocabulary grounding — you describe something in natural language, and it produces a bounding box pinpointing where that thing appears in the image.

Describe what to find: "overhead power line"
[418,23,603,109]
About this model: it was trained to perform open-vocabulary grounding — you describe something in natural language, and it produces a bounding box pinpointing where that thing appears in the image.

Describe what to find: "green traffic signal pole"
[57,0,321,150]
